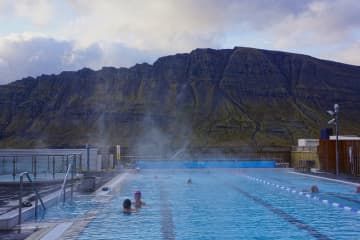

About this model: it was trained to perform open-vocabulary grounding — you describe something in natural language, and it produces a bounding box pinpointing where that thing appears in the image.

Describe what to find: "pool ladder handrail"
[18,172,46,225]
[58,156,75,203]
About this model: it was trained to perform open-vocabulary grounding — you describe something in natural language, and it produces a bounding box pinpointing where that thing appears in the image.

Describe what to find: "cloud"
[0,0,359,84]
[333,41,360,66]
[267,0,360,49]
[0,33,157,84]
[13,0,54,26]
[59,0,229,52]
[58,1,360,60]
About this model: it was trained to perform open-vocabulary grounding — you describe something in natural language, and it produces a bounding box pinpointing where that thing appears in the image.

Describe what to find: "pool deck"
[292,170,360,186]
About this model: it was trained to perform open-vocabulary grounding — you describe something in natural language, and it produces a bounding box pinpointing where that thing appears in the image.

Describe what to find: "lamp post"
[327,104,339,176]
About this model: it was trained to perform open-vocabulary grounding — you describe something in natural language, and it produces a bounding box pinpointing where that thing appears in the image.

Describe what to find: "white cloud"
[0,0,359,84]
[268,0,360,49]
[13,0,54,26]
[0,0,55,26]
[332,42,360,66]
[58,0,230,52]
[57,0,360,58]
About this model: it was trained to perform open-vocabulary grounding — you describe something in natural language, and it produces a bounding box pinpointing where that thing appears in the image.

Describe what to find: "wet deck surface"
[302,171,360,184]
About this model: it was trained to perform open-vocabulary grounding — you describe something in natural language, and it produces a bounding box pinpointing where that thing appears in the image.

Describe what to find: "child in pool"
[134,191,146,208]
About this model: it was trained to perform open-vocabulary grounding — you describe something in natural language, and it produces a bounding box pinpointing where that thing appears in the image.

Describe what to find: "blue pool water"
[43,169,360,239]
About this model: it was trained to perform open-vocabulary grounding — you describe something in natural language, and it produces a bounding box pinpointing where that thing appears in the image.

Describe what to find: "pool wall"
[136,160,276,169]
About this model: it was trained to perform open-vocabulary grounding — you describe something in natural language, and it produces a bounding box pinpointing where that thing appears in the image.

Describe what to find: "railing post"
[13,156,16,181]
[35,197,38,220]
[86,144,90,172]
[79,154,82,172]
[47,155,50,174]
[34,156,37,179]
[52,156,55,179]
[31,156,34,175]
[71,156,75,201]
[18,174,24,225]
[66,155,69,175]
[63,178,66,203]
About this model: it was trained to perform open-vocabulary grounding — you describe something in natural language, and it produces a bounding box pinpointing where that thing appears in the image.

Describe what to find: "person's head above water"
[123,198,137,213]
[134,191,141,199]
[134,190,145,207]
[311,185,319,193]
[123,198,131,210]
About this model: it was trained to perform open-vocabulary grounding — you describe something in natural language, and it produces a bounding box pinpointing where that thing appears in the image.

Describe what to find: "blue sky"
[0,0,359,84]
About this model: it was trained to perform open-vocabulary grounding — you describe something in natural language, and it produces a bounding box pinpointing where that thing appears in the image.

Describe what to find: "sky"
[0,0,359,84]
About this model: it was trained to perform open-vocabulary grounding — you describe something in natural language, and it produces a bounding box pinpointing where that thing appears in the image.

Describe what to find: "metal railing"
[58,156,75,203]
[18,172,46,225]
[0,153,82,181]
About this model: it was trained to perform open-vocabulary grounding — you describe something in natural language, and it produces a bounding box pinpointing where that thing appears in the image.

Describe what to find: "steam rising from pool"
[132,113,192,161]
[169,142,189,161]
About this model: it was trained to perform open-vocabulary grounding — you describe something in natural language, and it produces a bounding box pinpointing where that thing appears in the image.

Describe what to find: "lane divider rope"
[245,175,360,215]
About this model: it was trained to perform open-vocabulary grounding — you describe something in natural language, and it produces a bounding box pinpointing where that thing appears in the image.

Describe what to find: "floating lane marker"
[344,206,351,211]
[244,175,360,215]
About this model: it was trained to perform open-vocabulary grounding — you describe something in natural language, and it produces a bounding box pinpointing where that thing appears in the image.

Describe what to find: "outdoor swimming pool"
[42,168,360,239]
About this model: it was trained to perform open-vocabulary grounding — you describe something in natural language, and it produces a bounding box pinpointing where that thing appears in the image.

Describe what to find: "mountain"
[0,47,359,154]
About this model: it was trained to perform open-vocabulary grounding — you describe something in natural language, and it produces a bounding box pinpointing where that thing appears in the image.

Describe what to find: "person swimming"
[134,191,146,208]
[123,198,136,213]
[311,185,319,193]
[187,178,192,184]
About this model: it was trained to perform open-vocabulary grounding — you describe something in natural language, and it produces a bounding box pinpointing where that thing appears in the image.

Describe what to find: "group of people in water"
[122,182,360,214]
[123,190,146,214]
[122,178,192,214]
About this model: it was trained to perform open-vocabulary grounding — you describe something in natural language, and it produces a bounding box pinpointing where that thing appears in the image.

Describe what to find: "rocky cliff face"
[0,47,359,152]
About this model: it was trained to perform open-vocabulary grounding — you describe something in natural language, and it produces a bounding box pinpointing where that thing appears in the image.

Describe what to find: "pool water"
[43,169,360,239]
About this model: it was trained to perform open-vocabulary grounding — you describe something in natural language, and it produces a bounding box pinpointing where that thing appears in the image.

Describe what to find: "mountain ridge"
[0,47,359,152]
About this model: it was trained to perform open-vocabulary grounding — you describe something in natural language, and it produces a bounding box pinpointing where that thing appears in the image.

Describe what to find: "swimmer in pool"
[123,198,136,213]
[134,191,146,208]
[311,185,319,193]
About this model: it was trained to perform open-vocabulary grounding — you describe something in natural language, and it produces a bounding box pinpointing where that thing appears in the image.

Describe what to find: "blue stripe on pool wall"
[135,160,276,169]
